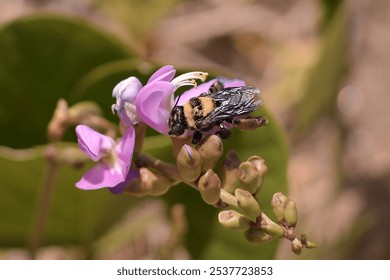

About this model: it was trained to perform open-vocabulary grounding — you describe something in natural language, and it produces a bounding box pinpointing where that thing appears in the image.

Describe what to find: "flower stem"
[28,145,60,259]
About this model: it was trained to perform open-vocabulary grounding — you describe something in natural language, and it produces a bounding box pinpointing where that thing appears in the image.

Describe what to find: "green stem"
[28,148,60,259]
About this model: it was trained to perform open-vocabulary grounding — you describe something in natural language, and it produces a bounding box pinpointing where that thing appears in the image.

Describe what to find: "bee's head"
[168,106,187,136]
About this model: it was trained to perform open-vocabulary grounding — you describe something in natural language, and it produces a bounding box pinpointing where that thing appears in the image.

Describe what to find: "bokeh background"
[0,0,389,260]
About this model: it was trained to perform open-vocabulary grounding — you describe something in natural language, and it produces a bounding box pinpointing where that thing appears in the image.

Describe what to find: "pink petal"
[147,65,176,83]
[176,78,246,105]
[75,125,115,161]
[109,169,140,194]
[75,163,126,190]
[115,126,135,172]
[136,81,175,134]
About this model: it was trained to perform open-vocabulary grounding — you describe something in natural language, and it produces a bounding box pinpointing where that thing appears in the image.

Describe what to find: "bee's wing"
[199,86,262,123]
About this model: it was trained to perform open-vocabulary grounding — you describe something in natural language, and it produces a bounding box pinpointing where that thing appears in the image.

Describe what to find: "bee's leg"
[208,80,224,94]
[192,130,203,144]
[216,123,231,139]
[233,116,268,131]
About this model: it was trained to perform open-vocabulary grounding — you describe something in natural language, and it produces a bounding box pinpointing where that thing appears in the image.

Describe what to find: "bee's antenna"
[173,94,181,109]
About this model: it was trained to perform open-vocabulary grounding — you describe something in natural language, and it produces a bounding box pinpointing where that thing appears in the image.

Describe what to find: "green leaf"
[95,0,180,41]
[0,144,138,249]
[0,14,134,148]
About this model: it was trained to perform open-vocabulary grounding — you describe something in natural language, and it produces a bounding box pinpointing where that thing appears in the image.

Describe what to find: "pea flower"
[75,124,136,190]
[112,65,246,135]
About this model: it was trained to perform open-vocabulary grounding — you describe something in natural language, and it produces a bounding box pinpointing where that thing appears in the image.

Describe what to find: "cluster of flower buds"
[46,65,316,255]
[133,134,315,254]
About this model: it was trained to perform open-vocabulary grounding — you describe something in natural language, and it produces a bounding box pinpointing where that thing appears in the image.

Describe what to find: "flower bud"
[176,144,202,182]
[198,169,221,205]
[260,213,285,238]
[220,150,241,193]
[123,167,172,197]
[198,135,223,172]
[237,162,260,194]
[234,188,261,218]
[247,156,268,194]
[305,241,317,249]
[47,99,69,141]
[245,228,273,243]
[271,192,288,223]
[284,198,298,227]
[218,210,251,231]
[291,238,303,255]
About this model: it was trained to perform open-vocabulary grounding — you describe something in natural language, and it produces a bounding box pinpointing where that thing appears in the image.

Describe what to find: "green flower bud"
[123,167,172,197]
[176,144,202,182]
[284,198,298,227]
[260,213,285,238]
[198,169,221,205]
[220,150,241,193]
[237,162,260,194]
[271,192,288,223]
[218,210,251,231]
[245,228,273,243]
[305,241,317,249]
[291,238,303,255]
[246,156,268,194]
[234,188,261,218]
[198,135,224,172]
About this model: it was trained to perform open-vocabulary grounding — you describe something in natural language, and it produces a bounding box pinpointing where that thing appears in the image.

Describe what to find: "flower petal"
[75,162,126,190]
[136,81,175,134]
[176,78,246,105]
[109,169,140,194]
[147,65,176,83]
[115,126,135,173]
[112,76,142,104]
[75,125,115,161]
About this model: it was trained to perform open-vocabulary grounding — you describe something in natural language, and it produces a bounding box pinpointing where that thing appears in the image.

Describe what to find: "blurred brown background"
[1,0,389,259]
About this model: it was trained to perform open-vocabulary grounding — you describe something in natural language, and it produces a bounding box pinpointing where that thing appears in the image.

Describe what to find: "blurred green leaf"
[0,144,138,249]
[95,0,180,41]
[0,14,135,148]
[296,3,348,133]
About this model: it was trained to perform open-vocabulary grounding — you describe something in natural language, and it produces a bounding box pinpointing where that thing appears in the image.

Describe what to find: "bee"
[168,80,268,144]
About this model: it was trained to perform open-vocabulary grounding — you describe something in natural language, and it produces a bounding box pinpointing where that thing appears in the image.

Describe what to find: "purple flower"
[112,65,246,135]
[111,76,143,127]
[75,124,136,190]
[137,75,245,134]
